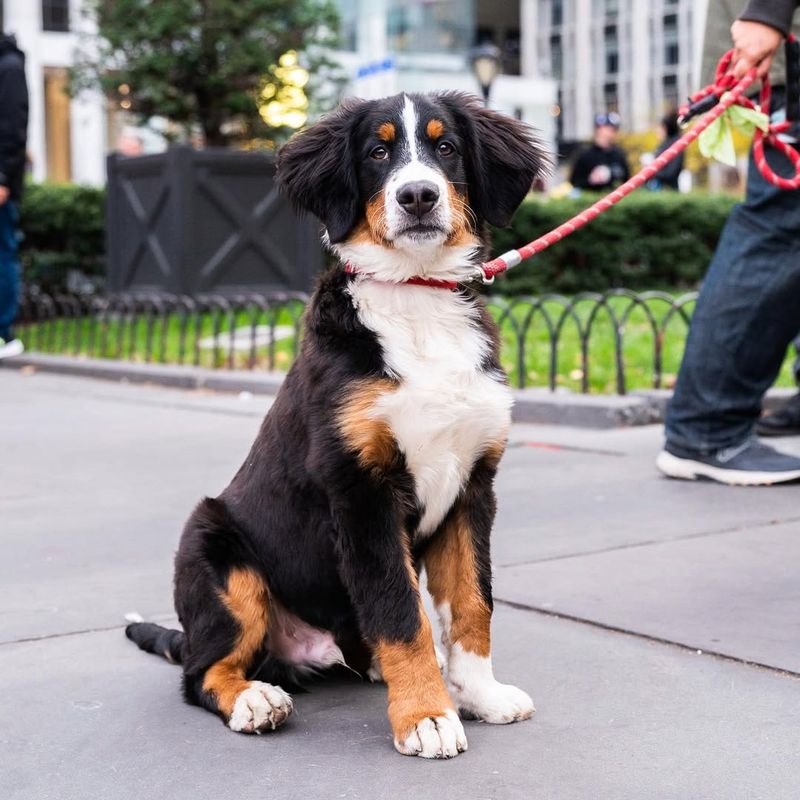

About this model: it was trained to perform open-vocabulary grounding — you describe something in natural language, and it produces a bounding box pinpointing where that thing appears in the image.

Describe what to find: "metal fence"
[16,289,699,394]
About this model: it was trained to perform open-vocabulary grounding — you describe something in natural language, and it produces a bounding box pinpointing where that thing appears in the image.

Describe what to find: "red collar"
[344,263,458,291]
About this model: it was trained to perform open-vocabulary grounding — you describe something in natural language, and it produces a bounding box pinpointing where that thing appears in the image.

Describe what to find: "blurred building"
[332,0,558,150]
[1,0,108,185]
[2,0,713,185]
[533,0,710,142]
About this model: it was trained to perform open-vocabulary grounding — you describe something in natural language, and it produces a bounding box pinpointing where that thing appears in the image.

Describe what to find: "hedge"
[19,183,106,294]
[489,192,738,295]
[17,183,738,295]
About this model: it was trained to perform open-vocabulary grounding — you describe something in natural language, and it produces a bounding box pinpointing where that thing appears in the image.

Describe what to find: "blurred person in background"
[648,111,684,191]
[658,0,800,484]
[0,31,28,359]
[569,112,630,191]
[116,127,145,157]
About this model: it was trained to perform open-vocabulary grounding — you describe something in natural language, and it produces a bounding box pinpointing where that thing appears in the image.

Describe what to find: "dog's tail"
[124,613,185,665]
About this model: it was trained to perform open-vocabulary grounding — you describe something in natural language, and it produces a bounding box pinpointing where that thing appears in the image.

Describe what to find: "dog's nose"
[396,181,439,218]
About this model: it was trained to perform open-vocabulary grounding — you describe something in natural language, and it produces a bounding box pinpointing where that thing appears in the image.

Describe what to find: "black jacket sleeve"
[0,57,29,190]
[739,0,799,35]
[653,139,684,185]
[570,151,592,189]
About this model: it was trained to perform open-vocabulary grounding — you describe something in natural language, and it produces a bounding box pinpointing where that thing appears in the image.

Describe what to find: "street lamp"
[469,43,502,105]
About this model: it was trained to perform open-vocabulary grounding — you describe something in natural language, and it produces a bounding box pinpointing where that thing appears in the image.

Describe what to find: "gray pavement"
[1,370,798,800]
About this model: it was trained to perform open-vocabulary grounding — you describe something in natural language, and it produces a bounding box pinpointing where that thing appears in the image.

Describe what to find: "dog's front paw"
[228,681,293,734]
[451,680,534,725]
[394,708,468,758]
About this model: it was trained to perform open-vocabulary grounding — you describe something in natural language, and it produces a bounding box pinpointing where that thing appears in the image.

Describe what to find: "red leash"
[478,43,800,285]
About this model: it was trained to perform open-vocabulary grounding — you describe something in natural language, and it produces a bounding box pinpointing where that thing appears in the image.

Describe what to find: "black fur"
[277,98,367,243]
[437,92,549,227]
[127,93,547,732]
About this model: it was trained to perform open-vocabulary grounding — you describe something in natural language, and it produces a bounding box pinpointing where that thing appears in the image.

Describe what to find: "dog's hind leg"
[176,499,293,734]
[424,453,535,725]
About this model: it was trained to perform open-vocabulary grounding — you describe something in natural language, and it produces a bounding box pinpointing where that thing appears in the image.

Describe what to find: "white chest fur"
[348,280,512,536]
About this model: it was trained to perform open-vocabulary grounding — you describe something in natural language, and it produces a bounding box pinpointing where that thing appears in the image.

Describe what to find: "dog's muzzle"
[396,181,440,220]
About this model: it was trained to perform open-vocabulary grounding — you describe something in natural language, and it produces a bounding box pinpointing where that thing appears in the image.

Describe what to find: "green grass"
[21,303,306,371]
[19,293,797,394]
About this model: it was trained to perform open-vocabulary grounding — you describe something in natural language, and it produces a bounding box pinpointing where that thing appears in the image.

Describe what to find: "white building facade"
[1,0,107,185]
[533,0,709,141]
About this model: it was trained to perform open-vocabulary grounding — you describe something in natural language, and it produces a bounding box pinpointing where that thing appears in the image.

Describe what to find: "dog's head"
[277,92,548,281]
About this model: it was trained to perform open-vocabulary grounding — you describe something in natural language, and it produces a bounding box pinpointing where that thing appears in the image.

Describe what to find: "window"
[665,42,680,65]
[550,34,563,79]
[336,0,358,51]
[605,0,619,19]
[42,0,70,32]
[663,73,678,108]
[663,13,679,65]
[552,0,563,27]
[387,0,472,55]
[604,81,619,113]
[0,1,4,34]
[604,24,619,75]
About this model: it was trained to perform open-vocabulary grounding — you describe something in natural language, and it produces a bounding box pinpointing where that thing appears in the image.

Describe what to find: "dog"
[126,91,547,759]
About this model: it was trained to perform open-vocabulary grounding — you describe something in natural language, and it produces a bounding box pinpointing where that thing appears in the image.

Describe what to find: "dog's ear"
[277,99,366,243]
[437,92,550,227]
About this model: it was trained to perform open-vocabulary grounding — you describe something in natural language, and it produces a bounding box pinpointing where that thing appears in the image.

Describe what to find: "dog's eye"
[369,146,389,161]
[437,141,455,157]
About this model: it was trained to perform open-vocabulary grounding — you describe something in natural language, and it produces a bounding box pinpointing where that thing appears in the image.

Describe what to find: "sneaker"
[0,338,23,359]
[756,392,800,437]
[656,438,800,485]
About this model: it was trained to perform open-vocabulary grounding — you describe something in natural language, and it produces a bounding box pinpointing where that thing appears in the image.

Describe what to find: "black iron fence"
[16,289,699,394]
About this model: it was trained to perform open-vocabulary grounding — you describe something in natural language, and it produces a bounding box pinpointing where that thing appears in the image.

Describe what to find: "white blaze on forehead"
[377,93,456,257]
[401,94,420,162]
[393,94,445,193]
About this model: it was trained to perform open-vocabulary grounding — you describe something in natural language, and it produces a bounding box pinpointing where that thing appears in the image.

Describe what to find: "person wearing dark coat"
[648,112,684,191]
[569,112,630,191]
[0,32,29,359]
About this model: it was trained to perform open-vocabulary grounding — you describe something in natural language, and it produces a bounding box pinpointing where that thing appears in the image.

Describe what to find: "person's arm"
[739,0,798,36]
[731,1,798,78]
[0,58,28,204]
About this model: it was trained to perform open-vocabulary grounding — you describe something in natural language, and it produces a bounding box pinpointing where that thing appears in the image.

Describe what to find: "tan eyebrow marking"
[377,122,396,142]
[426,119,445,139]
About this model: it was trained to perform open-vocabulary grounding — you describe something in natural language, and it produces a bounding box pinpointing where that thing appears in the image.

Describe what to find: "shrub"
[17,184,738,296]
[20,183,106,294]
[490,191,738,295]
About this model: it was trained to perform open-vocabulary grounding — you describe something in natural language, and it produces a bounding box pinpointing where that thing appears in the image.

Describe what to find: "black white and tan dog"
[126,91,547,758]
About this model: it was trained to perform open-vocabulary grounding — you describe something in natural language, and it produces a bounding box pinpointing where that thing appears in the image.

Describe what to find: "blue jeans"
[0,200,20,342]
[665,145,800,454]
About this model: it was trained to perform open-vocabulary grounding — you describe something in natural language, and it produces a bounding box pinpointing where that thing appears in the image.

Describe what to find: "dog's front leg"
[424,453,535,724]
[332,480,466,759]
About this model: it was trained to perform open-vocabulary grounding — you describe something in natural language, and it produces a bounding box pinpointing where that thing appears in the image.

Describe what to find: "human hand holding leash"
[731,19,784,78]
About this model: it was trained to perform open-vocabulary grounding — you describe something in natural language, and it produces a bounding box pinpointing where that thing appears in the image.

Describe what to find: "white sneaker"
[0,338,24,359]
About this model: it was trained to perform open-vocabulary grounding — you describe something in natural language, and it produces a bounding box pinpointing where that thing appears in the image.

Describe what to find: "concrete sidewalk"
[1,371,798,800]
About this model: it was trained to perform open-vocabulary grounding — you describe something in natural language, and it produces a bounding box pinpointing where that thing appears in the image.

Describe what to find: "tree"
[70,0,341,147]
